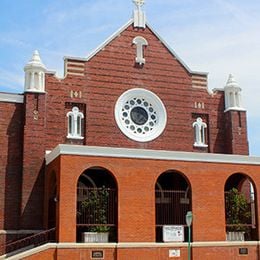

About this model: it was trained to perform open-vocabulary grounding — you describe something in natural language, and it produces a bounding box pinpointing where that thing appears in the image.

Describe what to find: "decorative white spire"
[224,74,245,112]
[24,50,46,93]
[133,0,146,28]
[226,74,239,88]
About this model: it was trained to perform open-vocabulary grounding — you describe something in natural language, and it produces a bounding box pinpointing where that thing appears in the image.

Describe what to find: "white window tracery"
[66,107,84,139]
[192,117,208,147]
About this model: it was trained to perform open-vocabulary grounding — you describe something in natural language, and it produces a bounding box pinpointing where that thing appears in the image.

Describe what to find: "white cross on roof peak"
[133,0,145,8]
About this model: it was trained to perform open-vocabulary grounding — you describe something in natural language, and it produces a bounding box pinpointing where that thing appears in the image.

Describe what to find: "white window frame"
[66,106,84,139]
[192,117,208,147]
[114,88,167,142]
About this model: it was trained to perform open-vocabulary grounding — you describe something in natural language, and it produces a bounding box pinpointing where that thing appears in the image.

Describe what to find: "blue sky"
[0,0,260,155]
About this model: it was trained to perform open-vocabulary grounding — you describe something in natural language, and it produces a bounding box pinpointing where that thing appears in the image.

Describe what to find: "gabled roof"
[64,19,207,76]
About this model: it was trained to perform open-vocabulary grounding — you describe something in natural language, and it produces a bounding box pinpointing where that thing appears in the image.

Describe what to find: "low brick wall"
[3,242,259,260]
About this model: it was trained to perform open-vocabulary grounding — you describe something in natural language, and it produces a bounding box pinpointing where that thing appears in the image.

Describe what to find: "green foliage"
[226,188,251,232]
[81,186,110,233]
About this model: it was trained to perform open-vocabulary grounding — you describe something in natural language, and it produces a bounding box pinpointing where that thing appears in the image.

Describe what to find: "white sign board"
[163,225,184,242]
[169,249,181,258]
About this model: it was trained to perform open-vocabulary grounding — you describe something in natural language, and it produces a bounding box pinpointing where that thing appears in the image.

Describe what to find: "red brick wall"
[42,24,248,155]
[21,93,46,229]
[0,102,23,231]
[0,20,250,246]
[49,154,260,244]
[225,110,249,154]
[20,244,259,260]
[23,248,56,260]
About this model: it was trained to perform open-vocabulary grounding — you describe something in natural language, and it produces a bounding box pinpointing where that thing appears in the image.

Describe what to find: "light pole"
[186,211,193,260]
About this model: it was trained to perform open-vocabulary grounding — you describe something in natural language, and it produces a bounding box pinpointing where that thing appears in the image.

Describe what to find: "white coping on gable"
[45,144,260,166]
[0,92,24,103]
[146,21,208,76]
[4,242,260,260]
[63,19,208,77]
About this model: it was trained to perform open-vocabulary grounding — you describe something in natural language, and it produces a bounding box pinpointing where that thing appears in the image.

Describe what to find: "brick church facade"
[1,2,260,259]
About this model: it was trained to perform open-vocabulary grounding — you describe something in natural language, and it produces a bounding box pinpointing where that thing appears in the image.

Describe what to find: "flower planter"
[82,232,109,243]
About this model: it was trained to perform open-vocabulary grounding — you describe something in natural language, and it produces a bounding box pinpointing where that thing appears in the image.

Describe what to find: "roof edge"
[45,144,260,166]
[61,19,208,77]
[0,92,24,103]
[85,19,134,61]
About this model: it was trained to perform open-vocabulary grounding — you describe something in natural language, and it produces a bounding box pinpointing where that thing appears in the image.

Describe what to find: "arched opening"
[155,171,192,242]
[76,167,117,242]
[225,173,258,241]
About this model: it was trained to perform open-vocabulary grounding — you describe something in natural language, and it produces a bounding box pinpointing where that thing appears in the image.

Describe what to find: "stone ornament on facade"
[66,106,84,139]
[24,50,46,93]
[115,88,167,142]
[192,117,208,147]
[133,36,148,65]
[133,0,146,28]
[224,74,245,112]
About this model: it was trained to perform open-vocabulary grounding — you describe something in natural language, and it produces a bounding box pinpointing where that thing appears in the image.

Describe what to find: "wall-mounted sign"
[169,249,181,257]
[163,225,184,242]
[91,250,104,259]
[239,248,248,255]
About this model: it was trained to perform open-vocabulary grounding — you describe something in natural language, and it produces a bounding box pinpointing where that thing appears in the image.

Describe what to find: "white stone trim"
[224,107,246,113]
[66,72,85,76]
[146,22,208,76]
[45,144,260,166]
[24,50,46,93]
[114,88,167,142]
[0,93,24,103]
[133,36,148,65]
[193,117,208,147]
[66,66,85,72]
[63,19,207,77]
[66,107,84,139]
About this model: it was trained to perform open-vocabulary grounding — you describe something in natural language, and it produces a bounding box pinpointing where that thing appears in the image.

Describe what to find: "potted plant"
[80,186,110,243]
[225,188,251,241]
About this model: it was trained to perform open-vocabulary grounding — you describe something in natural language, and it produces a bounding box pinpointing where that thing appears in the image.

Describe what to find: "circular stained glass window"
[114,88,167,142]
[130,106,149,125]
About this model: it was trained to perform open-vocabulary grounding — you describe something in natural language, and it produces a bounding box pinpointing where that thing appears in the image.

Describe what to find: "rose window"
[115,88,167,142]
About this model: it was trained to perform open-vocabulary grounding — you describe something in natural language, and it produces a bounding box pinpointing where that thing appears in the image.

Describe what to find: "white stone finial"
[226,74,239,88]
[24,50,46,93]
[25,50,46,70]
[224,74,245,112]
[31,50,41,62]
[133,0,146,28]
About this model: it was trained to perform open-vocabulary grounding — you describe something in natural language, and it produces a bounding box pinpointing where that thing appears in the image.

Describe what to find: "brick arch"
[224,172,257,193]
[76,166,118,243]
[154,169,192,191]
[224,172,258,241]
[155,170,192,242]
[77,166,118,190]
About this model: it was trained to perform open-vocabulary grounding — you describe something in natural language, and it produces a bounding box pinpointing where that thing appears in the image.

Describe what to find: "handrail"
[0,227,56,256]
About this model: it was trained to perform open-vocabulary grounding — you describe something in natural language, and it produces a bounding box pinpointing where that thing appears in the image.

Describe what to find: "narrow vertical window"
[66,107,84,139]
[192,117,208,147]
[68,114,73,136]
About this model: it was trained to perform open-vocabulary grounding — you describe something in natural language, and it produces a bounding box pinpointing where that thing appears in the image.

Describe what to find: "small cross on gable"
[133,0,145,8]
